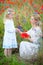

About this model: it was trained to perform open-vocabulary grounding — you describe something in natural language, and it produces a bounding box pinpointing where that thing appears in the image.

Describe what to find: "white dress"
[19,27,42,59]
[3,19,18,49]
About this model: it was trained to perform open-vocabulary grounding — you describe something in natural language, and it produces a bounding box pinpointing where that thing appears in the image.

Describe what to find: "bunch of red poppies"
[20,32,30,38]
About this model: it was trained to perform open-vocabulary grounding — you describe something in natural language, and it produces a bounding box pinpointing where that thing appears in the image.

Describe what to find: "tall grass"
[0,12,43,65]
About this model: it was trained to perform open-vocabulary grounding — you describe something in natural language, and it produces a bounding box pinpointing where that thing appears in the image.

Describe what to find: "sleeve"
[26,28,32,35]
[27,28,42,43]
[32,28,42,43]
[32,37,40,43]
[36,27,42,37]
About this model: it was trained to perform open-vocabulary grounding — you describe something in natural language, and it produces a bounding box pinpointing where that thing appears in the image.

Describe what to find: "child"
[19,14,42,59]
[3,8,19,57]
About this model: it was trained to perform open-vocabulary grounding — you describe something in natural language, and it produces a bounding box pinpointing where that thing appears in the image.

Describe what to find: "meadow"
[0,0,43,65]
[0,11,43,65]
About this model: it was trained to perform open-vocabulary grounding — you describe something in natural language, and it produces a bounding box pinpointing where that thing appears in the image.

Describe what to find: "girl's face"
[30,16,35,23]
[8,13,14,19]
[30,16,36,25]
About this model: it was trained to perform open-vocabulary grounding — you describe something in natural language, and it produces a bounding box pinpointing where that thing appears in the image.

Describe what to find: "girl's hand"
[28,37,33,43]
[25,37,33,43]
[16,28,22,34]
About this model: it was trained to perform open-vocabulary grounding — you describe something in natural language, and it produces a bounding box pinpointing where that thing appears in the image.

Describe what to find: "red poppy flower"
[20,32,30,38]
[7,1,15,5]
[0,0,4,3]
[5,6,10,8]
[35,10,39,14]
[1,9,5,12]
[33,4,37,8]
[39,12,43,14]
[40,5,43,10]
[28,0,33,5]
[23,0,26,3]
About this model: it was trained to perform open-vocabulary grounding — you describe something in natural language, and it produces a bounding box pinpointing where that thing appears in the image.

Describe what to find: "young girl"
[19,14,42,59]
[3,8,19,57]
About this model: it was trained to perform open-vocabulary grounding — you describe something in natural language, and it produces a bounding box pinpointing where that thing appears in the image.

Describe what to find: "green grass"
[0,40,43,65]
[0,12,43,65]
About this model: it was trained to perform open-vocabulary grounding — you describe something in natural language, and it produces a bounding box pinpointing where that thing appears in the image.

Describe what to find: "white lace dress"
[3,19,18,49]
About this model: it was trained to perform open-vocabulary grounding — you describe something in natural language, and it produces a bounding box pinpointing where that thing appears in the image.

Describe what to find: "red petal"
[20,32,30,38]
[40,5,43,10]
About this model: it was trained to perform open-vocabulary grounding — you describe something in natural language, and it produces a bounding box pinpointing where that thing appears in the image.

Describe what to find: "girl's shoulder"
[4,19,12,26]
[4,19,12,24]
[27,28,32,34]
[5,19,10,22]
[35,26,42,34]
[35,26,41,31]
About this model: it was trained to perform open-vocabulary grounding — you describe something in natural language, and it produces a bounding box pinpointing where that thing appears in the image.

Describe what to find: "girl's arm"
[25,37,33,43]
[28,38,33,43]
[15,28,22,34]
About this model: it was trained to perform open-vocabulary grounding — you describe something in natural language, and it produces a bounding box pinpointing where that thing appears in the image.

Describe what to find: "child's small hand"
[16,28,22,34]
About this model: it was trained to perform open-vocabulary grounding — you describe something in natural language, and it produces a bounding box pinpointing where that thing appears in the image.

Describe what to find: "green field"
[0,11,43,65]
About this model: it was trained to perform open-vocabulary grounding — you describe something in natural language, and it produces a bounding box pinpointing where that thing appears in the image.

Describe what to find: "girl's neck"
[7,18,12,20]
[32,24,38,28]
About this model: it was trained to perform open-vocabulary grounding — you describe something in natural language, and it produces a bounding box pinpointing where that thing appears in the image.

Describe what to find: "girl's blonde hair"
[4,8,14,22]
[31,14,41,26]
[32,14,40,21]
